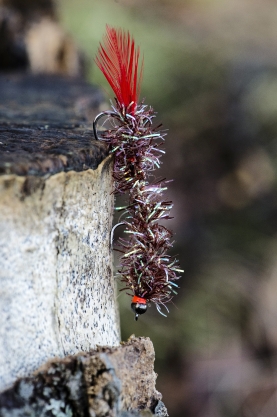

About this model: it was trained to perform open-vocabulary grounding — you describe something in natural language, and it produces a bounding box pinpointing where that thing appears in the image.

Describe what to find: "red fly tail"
[95,25,143,114]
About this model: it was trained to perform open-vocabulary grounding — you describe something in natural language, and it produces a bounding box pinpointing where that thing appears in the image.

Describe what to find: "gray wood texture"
[0,5,167,416]
[0,74,120,392]
[0,337,168,417]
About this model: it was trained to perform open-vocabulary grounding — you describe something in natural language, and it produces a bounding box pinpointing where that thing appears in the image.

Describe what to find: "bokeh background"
[58,1,277,416]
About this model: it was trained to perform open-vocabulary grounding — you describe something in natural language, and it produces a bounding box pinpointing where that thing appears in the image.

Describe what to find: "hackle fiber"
[94,25,182,317]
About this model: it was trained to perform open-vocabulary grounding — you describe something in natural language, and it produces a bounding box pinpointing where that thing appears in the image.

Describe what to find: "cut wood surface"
[0,74,120,392]
[0,73,107,175]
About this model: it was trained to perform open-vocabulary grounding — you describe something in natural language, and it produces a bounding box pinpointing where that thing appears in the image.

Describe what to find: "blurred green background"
[58,1,277,416]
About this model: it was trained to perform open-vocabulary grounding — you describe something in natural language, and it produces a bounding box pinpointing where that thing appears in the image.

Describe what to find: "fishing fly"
[94,25,183,320]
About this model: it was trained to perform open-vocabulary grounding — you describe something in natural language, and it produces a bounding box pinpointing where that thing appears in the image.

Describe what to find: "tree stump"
[0,73,120,391]
[0,3,169,414]
[0,336,167,417]
[0,73,168,417]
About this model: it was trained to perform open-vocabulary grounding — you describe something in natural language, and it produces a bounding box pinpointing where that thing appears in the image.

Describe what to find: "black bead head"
[131,302,148,320]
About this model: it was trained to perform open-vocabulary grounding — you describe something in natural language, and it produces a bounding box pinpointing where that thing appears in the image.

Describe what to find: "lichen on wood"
[0,337,168,417]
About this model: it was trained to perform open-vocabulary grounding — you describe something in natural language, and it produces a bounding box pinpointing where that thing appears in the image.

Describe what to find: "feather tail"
[95,25,143,114]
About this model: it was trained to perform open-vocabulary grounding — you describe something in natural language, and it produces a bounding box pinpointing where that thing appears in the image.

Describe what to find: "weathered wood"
[0,6,168,415]
[0,74,120,392]
[0,74,107,176]
[0,337,168,417]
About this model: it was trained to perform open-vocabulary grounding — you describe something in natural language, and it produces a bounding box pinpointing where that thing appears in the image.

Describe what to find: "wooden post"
[0,73,120,391]
[0,74,168,417]
[0,2,168,415]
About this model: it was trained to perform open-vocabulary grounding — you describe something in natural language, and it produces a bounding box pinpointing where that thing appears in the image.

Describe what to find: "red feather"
[95,25,143,114]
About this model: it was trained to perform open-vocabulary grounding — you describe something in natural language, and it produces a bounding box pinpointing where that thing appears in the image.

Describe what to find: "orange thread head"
[132,295,147,305]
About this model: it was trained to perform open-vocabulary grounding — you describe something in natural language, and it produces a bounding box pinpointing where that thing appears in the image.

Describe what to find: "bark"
[0,337,168,417]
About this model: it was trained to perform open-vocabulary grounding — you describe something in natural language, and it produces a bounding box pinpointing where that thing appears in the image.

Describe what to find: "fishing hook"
[93,111,118,141]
